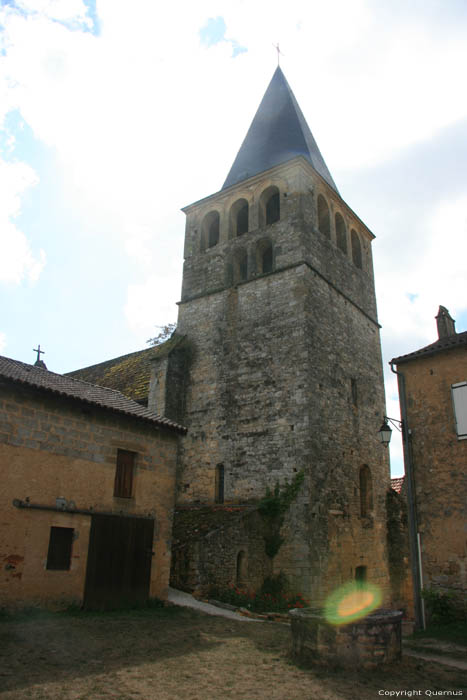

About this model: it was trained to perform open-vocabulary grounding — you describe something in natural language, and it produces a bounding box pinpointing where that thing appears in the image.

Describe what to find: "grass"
[412,620,467,646]
[0,598,182,623]
[1,603,466,700]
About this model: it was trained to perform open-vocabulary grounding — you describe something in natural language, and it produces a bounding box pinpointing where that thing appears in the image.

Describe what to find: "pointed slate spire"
[222,67,338,192]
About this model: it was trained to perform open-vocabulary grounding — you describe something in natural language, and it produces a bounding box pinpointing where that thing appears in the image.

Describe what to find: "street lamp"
[378,416,402,447]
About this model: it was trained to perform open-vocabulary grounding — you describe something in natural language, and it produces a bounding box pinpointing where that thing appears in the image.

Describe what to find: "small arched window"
[215,464,224,504]
[236,550,247,586]
[202,211,220,250]
[256,238,273,274]
[335,213,347,253]
[230,198,249,237]
[351,229,362,269]
[359,465,373,517]
[259,186,280,227]
[233,248,248,283]
[318,195,331,237]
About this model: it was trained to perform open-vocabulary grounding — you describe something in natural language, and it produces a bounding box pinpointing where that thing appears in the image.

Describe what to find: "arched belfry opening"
[259,186,280,227]
[233,247,248,283]
[202,211,220,250]
[230,199,249,237]
[351,229,362,269]
[318,195,330,237]
[335,212,347,253]
[256,238,273,274]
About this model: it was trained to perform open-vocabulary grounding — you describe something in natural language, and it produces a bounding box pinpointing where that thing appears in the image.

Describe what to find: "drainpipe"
[390,362,425,630]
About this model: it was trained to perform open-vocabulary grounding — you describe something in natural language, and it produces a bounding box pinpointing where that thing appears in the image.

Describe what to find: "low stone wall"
[290,608,402,669]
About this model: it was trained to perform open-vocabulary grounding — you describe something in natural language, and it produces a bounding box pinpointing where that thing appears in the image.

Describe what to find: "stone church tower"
[172,67,390,603]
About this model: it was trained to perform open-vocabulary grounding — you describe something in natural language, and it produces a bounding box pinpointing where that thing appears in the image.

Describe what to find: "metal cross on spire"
[33,345,45,363]
[272,42,284,66]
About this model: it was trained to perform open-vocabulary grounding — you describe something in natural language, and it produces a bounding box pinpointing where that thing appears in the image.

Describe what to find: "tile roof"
[391,331,467,365]
[391,476,405,494]
[65,346,156,403]
[0,355,186,433]
[65,335,186,403]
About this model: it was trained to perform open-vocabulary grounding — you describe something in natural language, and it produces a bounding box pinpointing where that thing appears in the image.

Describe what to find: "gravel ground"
[0,605,465,700]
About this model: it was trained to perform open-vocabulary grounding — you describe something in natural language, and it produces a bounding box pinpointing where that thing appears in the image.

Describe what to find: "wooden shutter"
[114,449,135,498]
[46,527,73,570]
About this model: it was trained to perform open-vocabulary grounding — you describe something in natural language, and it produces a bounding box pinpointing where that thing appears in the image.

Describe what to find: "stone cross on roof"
[33,345,47,370]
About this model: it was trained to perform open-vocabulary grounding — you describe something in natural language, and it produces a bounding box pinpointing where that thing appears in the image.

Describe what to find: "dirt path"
[168,587,260,621]
[0,607,465,699]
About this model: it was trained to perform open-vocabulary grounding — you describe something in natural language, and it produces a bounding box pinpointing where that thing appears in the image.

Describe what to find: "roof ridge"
[391,330,467,365]
[0,354,186,433]
[65,344,156,375]
[9,355,140,399]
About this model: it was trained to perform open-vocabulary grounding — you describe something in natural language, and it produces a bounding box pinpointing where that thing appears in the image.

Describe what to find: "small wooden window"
[114,449,136,498]
[46,527,74,570]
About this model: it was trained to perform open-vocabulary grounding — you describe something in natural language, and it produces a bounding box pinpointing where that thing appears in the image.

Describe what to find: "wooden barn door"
[84,514,154,610]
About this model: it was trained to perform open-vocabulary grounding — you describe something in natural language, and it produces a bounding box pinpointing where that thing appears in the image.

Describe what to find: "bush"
[209,581,308,613]
[422,587,458,624]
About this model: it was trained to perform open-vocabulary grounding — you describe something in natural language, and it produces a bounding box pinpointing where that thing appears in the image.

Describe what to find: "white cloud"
[124,274,181,338]
[1,0,466,475]
[0,159,45,284]
[377,193,467,357]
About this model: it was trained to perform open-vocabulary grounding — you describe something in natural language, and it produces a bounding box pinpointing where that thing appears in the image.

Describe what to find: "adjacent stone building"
[70,67,392,606]
[0,355,185,609]
[391,307,467,611]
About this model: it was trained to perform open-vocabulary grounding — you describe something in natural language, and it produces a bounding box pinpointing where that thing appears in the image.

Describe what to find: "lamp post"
[379,374,425,630]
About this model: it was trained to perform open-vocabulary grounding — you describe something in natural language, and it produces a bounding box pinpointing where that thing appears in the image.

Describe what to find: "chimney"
[435,306,456,339]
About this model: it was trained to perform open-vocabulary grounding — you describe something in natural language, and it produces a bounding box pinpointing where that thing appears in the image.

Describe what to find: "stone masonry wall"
[400,348,467,602]
[0,383,178,606]
[171,510,269,594]
[175,158,391,606]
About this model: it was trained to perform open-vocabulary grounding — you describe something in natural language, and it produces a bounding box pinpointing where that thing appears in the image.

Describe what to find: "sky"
[1,0,466,476]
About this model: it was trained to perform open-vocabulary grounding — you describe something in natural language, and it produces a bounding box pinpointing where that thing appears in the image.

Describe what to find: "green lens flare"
[324,581,382,626]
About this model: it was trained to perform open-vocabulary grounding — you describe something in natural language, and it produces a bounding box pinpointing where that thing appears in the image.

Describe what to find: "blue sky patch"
[199,17,226,47]
[231,41,247,58]
[199,16,247,57]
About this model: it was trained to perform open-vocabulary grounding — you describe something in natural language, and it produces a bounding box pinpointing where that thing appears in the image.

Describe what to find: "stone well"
[289,608,403,669]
